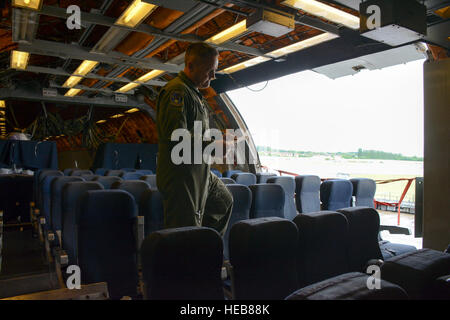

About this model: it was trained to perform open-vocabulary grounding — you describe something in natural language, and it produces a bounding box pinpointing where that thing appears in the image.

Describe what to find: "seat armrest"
[380,225,411,235]
[136,216,145,249]
[365,259,384,274]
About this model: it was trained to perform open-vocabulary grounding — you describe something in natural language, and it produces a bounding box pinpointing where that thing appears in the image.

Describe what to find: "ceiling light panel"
[267,33,339,58]
[206,20,248,45]
[11,50,30,70]
[73,60,99,76]
[63,76,83,88]
[12,0,43,11]
[116,0,158,28]
[282,0,360,29]
[65,88,82,97]
[221,56,271,74]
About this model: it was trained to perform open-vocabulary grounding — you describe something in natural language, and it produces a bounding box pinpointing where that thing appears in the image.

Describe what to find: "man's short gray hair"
[185,42,219,64]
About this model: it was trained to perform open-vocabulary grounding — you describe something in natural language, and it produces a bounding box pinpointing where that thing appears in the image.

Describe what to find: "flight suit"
[156,71,232,236]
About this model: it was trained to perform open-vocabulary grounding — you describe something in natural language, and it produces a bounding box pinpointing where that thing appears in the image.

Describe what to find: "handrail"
[260,165,416,226]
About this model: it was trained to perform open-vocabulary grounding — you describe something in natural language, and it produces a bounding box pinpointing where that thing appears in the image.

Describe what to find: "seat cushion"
[286,272,408,300]
[381,248,450,299]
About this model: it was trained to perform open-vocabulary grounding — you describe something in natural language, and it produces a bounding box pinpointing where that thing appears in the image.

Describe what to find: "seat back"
[220,177,235,185]
[231,172,256,186]
[63,168,76,176]
[135,169,153,175]
[223,169,241,178]
[337,207,383,272]
[78,190,138,299]
[229,217,299,299]
[320,179,353,211]
[380,248,450,299]
[120,168,136,172]
[267,176,297,220]
[294,175,321,213]
[350,178,376,207]
[105,169,125,177]
[256,172,277,184]
[50,176,84,232]
[140,188,164,236]
[249,184,285,218]
[70,170,93,176]
[94,168,108,176]
[141,226,224,300]
[40,173,64,225]
[36,170,63,209]
[93,176,123,189]
[140,174,157,188]
[61,181,104,265]
[122,172,144,180]
[293,211,350,287]
[111,180,151,215]
[223,184,251,260]
[211,169,222,177]
[80,174,98,181]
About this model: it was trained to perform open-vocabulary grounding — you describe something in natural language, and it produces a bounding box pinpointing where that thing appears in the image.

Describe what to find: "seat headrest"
[78,189,137,225]
[230,217,298,266]
[267,176,295,193]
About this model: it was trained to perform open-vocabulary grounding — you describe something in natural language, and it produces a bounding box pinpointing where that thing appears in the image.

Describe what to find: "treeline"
[257,146,423,161]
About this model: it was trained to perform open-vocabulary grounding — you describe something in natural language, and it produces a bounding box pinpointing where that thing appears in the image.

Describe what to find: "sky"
[226,58,425,157]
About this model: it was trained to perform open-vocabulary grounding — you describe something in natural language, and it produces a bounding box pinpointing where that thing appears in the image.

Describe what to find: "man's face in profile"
[188,54,219,89]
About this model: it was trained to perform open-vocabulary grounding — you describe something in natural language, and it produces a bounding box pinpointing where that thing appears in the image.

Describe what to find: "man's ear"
[186,61,194,72]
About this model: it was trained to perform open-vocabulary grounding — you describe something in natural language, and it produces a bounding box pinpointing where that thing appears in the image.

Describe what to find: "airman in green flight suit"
[156,42,232,236]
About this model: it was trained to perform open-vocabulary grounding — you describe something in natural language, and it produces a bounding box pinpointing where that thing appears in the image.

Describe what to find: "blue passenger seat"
[231,172,256,186]
[77,190,138,299]
[140,226,224,300]
[293,211,350,287]
[294,175,321,213]
[223,184,251,260]
[267,176,297,220]
[229,217,299,299]
[139,174,157,189]
[350,178,376,207]
[140,188,164,236]
[92,176,123,189]
[256,172,277,184]
[320,179,353,211]
[249,184,285,218]
[61,181,104,266]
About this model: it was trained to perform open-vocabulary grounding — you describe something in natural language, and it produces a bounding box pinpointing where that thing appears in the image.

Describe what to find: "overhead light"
[0,101,5,108]
[73,60,99,76]
[207,20,248,45]
[11,50,30,70]
[282,0,360,29]
[116,0,157,28]
[12,0,43,10]
[116,69,164,93]
[125,108,140,113]
[267,32,339,58]
[116,82,140,93]
[110,114,125,119]
[221,56,271,74]
[65,88,82,97]
[63,76,83,88]
[96,120,107,124]
[137,69,165,83]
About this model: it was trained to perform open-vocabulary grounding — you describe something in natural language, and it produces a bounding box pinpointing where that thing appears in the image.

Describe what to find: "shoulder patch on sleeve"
[169,90,184,107]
